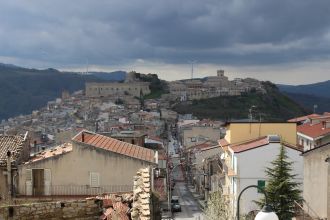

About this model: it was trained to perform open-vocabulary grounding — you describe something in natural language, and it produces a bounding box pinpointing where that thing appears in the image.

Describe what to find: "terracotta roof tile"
[73,131,155,163]
[230,137,269,153]
[0,134,27,166]
[229,137,302,153]
[297,122,330,139]
[26,143,73,164]
[288,114,320,122]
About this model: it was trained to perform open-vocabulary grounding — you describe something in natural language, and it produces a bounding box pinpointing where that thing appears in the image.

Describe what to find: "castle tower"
[217,70,225,77]
[125,71,137,83]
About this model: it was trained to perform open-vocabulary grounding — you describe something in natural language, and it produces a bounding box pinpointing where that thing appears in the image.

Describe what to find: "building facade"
[0,133,30,200]
[17,131,156,196]
[85,82,150,98]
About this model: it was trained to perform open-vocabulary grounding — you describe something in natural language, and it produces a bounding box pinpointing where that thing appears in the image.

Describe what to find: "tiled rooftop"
[229,136,302,153]
[26,143,73,164]
[230,137,269,153]
[73,131,155,163]
[297,122,330,139]
[0,134,26,166]
[287,114,320,122]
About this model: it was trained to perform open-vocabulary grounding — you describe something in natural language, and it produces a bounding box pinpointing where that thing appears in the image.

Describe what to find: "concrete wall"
[86,82,150,98]
[18,143,153,196]
[225,123,297,145]
[303,144,330,219]
[0,199,100,220]
[236,143,303,215]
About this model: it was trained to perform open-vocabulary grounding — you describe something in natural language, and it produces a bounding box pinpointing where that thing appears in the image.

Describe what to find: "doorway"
[32,169,44,196]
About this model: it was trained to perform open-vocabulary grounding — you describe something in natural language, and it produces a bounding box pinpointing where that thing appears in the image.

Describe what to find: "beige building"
[17,131,157,196]
[224,122,297,145]
[303,144,330,219]
[168,70,263,101]
[182,126,222,149]
[85,82,150,98]
[296,116,330,219]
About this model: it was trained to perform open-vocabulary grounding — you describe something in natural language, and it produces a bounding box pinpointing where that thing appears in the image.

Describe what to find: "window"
[257,180,265,193]
[191,137,196,142]
[90,172,100,187]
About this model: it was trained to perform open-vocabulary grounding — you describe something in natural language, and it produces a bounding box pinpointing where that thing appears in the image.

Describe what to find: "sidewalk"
[179,165,207,211]
[187,184,207,211]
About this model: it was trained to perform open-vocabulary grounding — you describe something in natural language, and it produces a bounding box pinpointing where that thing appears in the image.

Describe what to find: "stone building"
[0,133,30,200]
[85,82,150,98]
[168,70,263,101]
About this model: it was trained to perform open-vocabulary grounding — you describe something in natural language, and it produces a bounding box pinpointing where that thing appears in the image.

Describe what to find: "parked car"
[172,203,181,212]
[171,196,181,212]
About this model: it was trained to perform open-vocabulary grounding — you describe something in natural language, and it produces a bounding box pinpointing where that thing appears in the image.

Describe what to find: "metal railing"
[21,185,134,196]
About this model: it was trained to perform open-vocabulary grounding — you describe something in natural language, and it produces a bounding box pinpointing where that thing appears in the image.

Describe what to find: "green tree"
[205,190,231,220]
[257,144,302,219]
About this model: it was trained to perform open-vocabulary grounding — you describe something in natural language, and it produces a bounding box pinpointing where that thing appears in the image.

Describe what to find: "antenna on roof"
[188,60,197,79]
[313,104,318,114]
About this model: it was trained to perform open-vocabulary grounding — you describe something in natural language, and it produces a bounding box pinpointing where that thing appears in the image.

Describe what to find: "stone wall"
[131,167,152,220]
[0,198,101,220]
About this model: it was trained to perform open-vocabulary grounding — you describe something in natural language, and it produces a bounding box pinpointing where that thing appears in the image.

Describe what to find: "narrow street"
[168,133,205,220]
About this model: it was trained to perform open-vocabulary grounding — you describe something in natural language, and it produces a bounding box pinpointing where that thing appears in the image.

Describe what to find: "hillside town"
[0,71,329,220]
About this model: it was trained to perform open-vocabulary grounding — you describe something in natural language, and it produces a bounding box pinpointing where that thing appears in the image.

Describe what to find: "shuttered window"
[26,169,32,196]
[90,172,100,187]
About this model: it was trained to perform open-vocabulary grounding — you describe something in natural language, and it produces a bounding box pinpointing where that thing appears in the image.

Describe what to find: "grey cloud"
[0,0,330,67]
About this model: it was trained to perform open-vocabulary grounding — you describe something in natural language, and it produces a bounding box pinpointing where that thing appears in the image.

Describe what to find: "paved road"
[168,134,205,220]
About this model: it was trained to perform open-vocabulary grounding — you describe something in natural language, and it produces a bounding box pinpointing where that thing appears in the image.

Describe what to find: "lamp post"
[237,185,278,220]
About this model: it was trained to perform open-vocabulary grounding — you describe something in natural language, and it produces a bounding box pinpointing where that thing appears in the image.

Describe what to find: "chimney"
[82,132,85,143]
[322,121,326,129]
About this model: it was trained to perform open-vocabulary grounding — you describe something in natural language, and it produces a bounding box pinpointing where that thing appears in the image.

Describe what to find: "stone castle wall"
[0,198,101,220]
[85,82,150,98]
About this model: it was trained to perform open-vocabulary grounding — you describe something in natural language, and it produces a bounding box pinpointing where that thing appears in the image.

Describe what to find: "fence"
[20,185,133,196]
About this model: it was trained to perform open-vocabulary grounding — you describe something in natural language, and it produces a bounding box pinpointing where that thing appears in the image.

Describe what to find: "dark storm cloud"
[1,0,330,66]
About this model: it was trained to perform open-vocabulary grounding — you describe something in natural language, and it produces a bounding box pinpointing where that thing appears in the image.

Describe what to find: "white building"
[219,136,303,216]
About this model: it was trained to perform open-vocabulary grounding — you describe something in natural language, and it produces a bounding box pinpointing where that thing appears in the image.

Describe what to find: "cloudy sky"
[1,0,330,84]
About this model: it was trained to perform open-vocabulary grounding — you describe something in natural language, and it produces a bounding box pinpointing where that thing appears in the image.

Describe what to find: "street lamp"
[237,185,278,220]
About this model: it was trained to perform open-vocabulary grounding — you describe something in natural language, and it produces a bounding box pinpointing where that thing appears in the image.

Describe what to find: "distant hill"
[278,80,330,98]
[173,82,310,121]
[89,71,126,81]
[0,64,125,121]
[283,92,330,113]
[278,80,330,112]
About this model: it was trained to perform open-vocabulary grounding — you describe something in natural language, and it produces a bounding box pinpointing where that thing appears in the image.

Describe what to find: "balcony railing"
[20,185,134,196]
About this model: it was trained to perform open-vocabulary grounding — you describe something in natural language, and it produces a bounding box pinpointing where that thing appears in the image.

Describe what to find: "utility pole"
[7,151,12,201]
